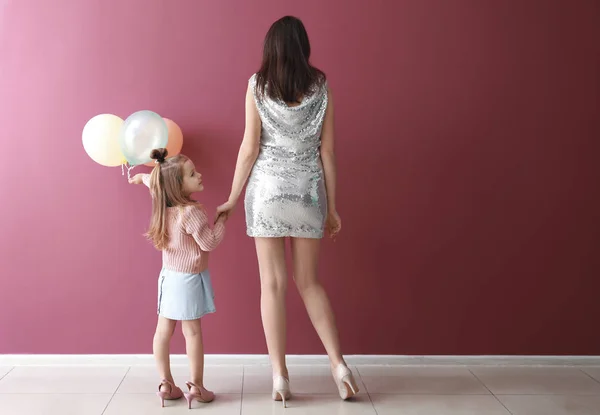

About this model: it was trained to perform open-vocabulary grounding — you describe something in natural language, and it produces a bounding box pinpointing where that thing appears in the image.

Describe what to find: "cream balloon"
[82,114,126,167]
[144,119,184,166]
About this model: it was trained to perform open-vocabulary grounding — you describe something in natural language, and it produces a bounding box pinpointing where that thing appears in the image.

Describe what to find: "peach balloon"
[145,118,183,166]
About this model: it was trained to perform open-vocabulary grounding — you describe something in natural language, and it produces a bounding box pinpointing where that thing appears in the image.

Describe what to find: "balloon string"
[121,163,136,181]
[127,164,135,181]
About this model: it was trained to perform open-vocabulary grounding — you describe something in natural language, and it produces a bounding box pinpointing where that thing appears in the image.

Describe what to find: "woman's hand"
[215,211,229,225]
[215,199,237,224]
[326,210,342,240]
[129,174,144,185]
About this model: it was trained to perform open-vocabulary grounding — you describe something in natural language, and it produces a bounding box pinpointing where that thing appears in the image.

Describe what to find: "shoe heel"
[342,374,358,395]
[184,393,193,409]
[333,365,359,400]
[272,375,290,408]
[156,392,166,407]
[275,390,287,408]
[155,379,183,406]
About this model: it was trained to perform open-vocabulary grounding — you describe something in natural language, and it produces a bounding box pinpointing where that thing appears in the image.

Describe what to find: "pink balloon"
[145,119,184,166]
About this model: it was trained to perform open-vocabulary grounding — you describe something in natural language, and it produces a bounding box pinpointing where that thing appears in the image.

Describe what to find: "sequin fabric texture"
[245,74,328,238]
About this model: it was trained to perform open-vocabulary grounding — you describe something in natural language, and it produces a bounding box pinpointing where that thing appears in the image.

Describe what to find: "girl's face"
[181,160,203,195]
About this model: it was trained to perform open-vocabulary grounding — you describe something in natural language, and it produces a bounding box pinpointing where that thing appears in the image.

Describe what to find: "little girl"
[130,148,227,409]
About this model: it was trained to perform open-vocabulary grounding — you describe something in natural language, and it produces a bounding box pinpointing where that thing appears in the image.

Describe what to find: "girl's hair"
[145,148,194,250]
[256,16,326,103]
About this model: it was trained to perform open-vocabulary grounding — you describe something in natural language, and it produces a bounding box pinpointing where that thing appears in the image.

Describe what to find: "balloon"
[120,110,168,166]
[82,114,126,167]
[144,119,184,166]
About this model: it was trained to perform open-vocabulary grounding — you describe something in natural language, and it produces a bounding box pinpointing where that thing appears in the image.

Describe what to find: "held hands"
[215,211,229,225]
[128,174,144,185]
[215,199,237,224]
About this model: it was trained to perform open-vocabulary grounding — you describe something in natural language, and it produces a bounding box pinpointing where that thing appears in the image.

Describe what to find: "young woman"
[217,16,358,406]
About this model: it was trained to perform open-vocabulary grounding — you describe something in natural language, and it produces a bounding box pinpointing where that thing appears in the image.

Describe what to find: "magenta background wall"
[1,0,599,355]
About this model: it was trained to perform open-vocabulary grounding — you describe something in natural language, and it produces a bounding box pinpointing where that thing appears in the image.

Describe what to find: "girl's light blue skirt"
[157,268,216,321]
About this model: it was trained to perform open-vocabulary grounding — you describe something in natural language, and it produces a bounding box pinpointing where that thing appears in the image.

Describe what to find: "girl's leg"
[290,238,344,368]
[181,319,206,388]
[255,237,289,378]
[153,316,177,391]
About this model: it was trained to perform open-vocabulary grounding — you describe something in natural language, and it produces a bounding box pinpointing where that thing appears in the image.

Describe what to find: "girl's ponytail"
[145,149,170,249]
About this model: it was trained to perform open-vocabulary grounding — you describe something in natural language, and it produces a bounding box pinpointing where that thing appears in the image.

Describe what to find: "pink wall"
[1,0,599,355]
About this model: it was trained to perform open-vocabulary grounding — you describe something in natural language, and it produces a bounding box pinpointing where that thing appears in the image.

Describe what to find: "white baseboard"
[1,354,599,367]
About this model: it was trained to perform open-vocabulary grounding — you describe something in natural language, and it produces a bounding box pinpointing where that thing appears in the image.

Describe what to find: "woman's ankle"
[273,369,289,379]
[330,357,346,369]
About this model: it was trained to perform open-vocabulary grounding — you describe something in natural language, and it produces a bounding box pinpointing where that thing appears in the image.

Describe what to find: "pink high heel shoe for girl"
[333,364,359,400]
[156,379,183,407]
[184,381,215,409]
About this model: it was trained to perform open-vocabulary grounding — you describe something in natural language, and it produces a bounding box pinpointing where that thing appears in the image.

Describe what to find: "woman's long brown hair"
[145,149,195,250]
[256,16,326,103]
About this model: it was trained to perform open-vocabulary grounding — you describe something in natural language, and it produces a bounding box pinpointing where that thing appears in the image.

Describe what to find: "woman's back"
[250,73,328,169]
[245,74,329,238]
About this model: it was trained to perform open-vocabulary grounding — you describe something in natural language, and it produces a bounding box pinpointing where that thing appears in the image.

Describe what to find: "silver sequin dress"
[245,74,328,238]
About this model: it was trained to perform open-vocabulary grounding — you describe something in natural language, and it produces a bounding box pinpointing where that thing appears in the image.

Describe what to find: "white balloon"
[120,111,168,165]
[82,114,125,167]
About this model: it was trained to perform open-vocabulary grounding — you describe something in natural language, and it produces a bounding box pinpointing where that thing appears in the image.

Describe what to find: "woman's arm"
[219,83,261,213]
[321,88,337,213]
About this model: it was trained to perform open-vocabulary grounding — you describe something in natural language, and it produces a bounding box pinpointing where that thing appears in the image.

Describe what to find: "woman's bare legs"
[290,238,344,368]
[255,237,289,378]
[153,316,177,392]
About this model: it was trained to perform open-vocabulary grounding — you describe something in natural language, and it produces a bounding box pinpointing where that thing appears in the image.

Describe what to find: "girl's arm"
[184,206,225,252]
[225,83,262,204]
[321,88,338,213]
[129,173,151,187]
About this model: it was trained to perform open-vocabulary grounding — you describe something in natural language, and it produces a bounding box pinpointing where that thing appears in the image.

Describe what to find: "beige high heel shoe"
[272,375,291,408]
[333,364,359,400]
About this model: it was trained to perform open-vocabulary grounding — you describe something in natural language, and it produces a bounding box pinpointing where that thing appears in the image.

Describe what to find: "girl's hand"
[215,199,237,224]
[129,174,144,185]
[215,211,229,224]
[326,210,342,240]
